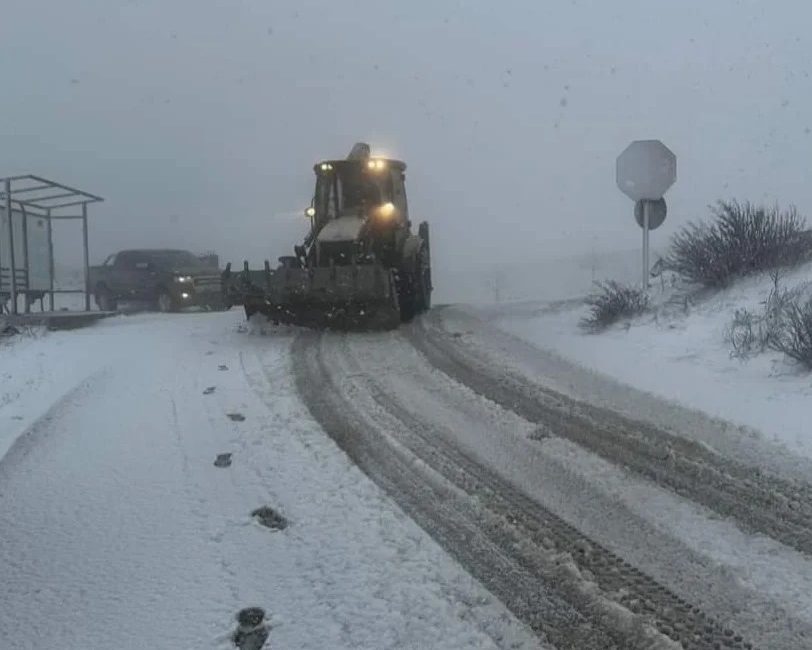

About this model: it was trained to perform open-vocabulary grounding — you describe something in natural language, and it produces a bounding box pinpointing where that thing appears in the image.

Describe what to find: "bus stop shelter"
[1,175,104,316]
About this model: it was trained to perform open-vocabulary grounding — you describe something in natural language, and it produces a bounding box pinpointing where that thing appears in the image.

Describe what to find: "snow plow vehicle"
[223,143,432,330]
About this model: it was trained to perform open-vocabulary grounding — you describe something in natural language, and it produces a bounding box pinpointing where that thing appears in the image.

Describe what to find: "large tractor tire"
[416,221,432,313]
[398,244,431,322]
[398,284,418,322]
[416,245,432,313]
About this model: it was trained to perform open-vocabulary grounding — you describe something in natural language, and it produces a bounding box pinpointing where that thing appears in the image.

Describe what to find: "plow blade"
[224,263,401,330]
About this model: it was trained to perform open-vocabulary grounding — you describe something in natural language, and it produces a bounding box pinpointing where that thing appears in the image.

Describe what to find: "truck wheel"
[157,291,177,313]
[95,287,117,312]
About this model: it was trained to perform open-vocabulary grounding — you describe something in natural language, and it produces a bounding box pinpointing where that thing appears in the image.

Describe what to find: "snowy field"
[0,311,538,650]
[492,264,812,461]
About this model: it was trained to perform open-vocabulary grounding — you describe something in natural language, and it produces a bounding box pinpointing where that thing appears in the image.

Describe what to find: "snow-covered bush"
[728,276,798,357]
[726,273,812,368]
[580,281,649,332]
[665,201,811,287]
[770,298,812,369]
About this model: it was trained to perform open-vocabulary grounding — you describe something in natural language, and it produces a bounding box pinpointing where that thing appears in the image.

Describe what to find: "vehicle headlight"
[375,202,396,219]
[175,275,193,283]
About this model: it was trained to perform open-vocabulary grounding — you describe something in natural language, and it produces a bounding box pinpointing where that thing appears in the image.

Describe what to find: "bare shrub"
[726,271,812,367]
[580,281,649,333]
[665,201,811,287]
[769,298,812,369]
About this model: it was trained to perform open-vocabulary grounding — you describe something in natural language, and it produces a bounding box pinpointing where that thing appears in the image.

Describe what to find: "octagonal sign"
[616,140,676,201]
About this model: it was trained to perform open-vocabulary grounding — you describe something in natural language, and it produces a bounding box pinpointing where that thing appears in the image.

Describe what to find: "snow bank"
[495,264,812,460]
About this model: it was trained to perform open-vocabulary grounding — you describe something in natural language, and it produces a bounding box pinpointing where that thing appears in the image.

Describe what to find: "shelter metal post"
[20,203,30,313]
[4,178,17,314]
[82,202,90,311]
[47,208,55,311]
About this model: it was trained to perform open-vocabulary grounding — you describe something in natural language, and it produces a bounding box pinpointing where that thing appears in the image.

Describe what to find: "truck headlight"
[175,275,193,283]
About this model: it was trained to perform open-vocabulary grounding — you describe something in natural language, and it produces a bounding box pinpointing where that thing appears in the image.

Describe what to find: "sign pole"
[616,140,676,290]
[642,200,650,290]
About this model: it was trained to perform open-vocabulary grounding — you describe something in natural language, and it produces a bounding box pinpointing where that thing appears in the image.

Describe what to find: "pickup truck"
[90,249,226,312]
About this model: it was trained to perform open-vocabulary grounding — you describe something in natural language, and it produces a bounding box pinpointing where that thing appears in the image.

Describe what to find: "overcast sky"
[2,0,811,297]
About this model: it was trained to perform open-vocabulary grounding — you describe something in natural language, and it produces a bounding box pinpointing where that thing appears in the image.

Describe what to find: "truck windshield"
[147,251,204,268]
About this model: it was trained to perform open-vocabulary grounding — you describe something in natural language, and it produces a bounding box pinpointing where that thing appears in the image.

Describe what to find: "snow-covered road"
[298,316,812,649]
[4,305,812,649]
[0,312,538,650]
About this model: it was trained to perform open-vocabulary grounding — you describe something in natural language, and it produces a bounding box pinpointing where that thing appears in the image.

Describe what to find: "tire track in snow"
[237,346,477,650]
[333,330,812,647]
[292,331,755,650]
[406,313,812,558]
[239,337,545,650]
